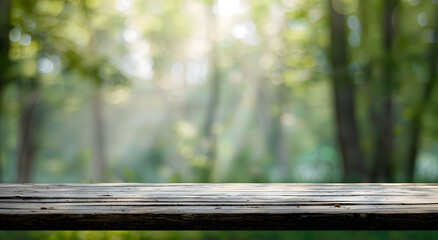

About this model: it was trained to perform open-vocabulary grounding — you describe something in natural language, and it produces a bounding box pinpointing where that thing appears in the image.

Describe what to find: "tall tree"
[371,0,397,182]
[17,79,41,183]
[406,3,438,182]
[14,1,43,183]
[91,85,106,182]
[255,9,291,182]
[0,0,10,182]
[84,5,107,182]
[329,0,365,181]
[200,5,221,182]
[270,85,290,181]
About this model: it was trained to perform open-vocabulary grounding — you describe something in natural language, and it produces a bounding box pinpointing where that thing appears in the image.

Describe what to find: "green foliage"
[2,0,437,185]
[1,0,438,237]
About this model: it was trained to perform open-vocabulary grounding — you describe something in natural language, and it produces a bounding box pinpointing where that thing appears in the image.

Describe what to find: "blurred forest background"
[1,0,438,239]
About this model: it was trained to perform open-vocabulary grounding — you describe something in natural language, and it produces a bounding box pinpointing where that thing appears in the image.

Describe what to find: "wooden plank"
[0,183,438,230]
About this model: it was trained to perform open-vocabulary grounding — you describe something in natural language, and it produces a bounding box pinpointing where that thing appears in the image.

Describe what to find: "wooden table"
[1,183,437,230]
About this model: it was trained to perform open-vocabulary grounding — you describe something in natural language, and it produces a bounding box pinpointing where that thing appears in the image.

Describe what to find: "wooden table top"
[1,183,437,230]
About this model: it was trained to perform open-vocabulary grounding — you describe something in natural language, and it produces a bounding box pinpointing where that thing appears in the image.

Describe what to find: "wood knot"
[40,206,54,210]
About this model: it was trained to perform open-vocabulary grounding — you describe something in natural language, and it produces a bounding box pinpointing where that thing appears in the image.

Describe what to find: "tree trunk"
[270,85,290,181]
[200,7,221,182]
[329,0,365,182]
[86,25,107,182]
[371,0,397,182]
[0,0,11,182]
[406,4,438,182]
[92,87,107,182]
[17,83,40,183]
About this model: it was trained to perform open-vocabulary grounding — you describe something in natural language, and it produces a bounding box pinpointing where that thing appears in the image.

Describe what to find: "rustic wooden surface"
[1,183,438,230]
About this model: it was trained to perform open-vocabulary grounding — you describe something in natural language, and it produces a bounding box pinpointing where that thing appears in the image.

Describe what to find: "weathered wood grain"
[1,183,437,230]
